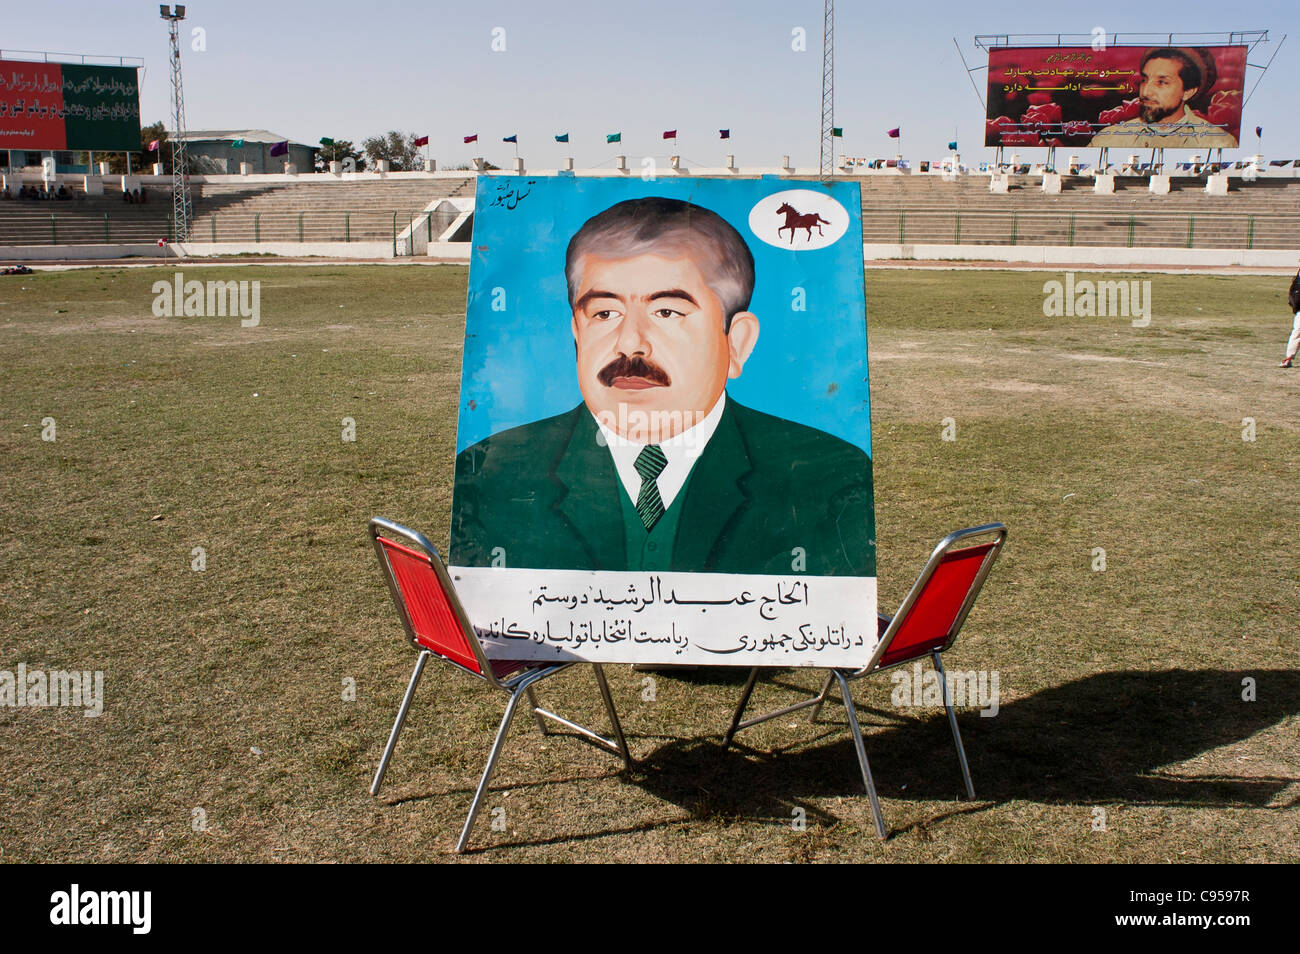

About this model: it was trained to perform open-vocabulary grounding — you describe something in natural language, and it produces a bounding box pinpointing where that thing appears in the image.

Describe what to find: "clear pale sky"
[6,0,1297,165]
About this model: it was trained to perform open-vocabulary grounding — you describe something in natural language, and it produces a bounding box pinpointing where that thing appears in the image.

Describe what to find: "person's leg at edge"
[1282,311,1300,368]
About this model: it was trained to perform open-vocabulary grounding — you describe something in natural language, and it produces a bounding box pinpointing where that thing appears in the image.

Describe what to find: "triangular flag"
[606,132,621,143]
[887,127,900,138]
[555,133,569,143]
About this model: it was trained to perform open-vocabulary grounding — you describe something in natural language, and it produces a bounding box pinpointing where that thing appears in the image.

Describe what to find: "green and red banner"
[0,60,141,152]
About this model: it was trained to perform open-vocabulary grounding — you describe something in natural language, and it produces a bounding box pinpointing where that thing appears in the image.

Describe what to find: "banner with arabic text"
[449,175,876,666]
[985,45,1245,150]
[0,60,141,152]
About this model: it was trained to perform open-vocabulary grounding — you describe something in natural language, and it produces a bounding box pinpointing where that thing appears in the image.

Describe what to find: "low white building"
[169,129,317,174]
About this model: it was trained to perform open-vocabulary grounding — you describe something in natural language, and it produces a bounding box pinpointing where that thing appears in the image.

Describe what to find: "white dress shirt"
[593,392,727,510]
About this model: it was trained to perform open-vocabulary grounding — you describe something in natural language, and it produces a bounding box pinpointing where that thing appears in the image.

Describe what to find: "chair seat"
[490,658,529,679]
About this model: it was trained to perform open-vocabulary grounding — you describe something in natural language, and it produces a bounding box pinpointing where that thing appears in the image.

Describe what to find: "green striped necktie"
[634,444,668,531]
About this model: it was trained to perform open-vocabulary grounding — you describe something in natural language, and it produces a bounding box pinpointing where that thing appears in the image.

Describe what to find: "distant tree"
[88,121,168,174]
[315,138,365,172]
[362,131,420,171]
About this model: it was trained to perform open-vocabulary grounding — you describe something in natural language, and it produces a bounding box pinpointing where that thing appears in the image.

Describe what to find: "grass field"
[0,263,1296,863]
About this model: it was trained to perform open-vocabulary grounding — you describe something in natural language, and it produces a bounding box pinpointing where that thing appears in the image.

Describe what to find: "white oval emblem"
[748,189,849,251]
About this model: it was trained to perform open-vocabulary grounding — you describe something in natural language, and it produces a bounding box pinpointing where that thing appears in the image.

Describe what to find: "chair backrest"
[868,524,1007,673]
[368,517,491,679]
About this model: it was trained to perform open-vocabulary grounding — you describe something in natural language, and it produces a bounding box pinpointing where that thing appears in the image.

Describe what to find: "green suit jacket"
[451,397,875,576]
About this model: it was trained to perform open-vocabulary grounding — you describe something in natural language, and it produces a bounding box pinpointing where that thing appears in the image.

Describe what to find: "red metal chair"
[367,516,631,853]
[722,523,1007,839]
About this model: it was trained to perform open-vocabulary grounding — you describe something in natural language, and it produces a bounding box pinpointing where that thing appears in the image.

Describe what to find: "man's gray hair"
[565,197,755,332]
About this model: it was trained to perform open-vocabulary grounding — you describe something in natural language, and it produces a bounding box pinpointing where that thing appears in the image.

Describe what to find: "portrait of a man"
[1090,47,1238,148]
[450,195,874,578]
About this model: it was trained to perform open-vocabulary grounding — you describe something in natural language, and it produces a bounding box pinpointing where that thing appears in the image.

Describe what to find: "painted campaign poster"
[0,60,141,152]
[985,45,1245,150]
[449,175,875,666]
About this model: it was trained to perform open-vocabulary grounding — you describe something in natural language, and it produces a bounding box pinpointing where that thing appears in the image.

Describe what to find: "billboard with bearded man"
[985,45,1245,150]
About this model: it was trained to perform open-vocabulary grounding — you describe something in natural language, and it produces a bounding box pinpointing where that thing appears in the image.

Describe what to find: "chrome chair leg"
[722,667,760,749]
[370,650,430,797]
[835,670,887,839]
[934,653,975,799]
[456,669,546,853]
[807,671,837,723]
[592,664,632,766]
[525,685,548,736]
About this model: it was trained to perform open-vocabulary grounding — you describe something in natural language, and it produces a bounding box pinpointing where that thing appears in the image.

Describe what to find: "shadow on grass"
[625,669,1300,825]
[381,669,1298,852]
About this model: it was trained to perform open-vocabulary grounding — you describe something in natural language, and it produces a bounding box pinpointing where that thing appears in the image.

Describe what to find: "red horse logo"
[776,202,830,245]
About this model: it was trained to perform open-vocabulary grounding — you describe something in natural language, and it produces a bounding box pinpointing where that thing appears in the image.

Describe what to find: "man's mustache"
[597,355,672,387]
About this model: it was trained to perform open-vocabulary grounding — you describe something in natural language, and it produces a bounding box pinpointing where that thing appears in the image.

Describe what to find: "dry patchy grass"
[0,264,1296,863]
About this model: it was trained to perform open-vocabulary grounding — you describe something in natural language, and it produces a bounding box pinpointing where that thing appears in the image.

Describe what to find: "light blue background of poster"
[455,175,871,455]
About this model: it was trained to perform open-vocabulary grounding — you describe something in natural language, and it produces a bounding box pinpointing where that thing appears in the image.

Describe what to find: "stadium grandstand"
[1,164,1298,259]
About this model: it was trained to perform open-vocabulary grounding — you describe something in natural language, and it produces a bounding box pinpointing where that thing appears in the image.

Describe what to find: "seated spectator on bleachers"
[124,188,134,203]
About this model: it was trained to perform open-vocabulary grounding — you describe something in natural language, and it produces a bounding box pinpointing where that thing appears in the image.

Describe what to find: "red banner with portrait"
[985,45,1246,150]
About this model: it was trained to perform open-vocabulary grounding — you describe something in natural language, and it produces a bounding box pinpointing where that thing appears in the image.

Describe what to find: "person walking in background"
[1282,258,1300,368]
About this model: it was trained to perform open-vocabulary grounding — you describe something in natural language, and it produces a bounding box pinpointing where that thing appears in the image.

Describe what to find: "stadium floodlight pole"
[819,0,834,180]
[161,4,193,242]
